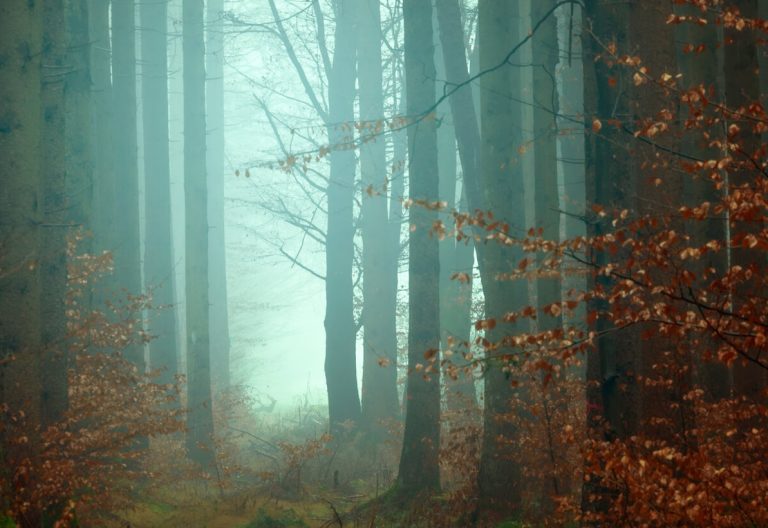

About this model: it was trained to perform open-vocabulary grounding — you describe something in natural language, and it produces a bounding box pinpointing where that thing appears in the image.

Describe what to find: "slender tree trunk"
[206,0,230,392]
[324,0,362,432]
[0,3,43,526]
[531,0,562,331]
[183,0,216,468]
[556,3,586,372]
[433,10,477,413]
[434,0,483,219]
[141,0,179,387]
[357,0,400,437]
[168,0,187,375]
[111,0,144,369]
[397,0,441,494]
[476,0,528,516]
[65,0,93,243]
[529,4,564,509]
[434,0,483,418]
[89,0,114,266]
[387,83,407,411]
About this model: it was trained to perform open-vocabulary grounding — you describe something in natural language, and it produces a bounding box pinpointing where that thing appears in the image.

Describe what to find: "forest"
[1,0,767,526]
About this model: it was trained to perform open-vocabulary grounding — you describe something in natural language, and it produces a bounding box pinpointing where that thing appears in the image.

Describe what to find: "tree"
[111,0,143,370]
[531,0,562,335]
[88,0,114,265]
[673,0,728,401]
[40,0,69,436]
[0,1,44,524]
[206,0,231,392]
[323,0,362,431]
[183,0,216,468]
[141,0,179,388]
[357,0,401,436]
[397,0,441,493]
[476,0,528,514]
[722,0,768,400]
[433,0,486,417]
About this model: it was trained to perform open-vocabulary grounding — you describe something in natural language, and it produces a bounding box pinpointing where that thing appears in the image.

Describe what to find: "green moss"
[244,507,308,528]
[495,520,527,528]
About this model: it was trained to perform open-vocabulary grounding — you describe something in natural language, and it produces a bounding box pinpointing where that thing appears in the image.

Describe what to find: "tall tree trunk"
[111,0,144,369]
[0,3,44,526]
[183,0,216,468]
[206,0,230,392]
[581,0,635,514]
[555,3,586,370]
[674,2,729,401]
[434,0,483,218]
[168,0,187,375]
[141,0,179,387]
[387,82,408,409]
[40,0,68,436]
[89,0,114,267]
[433,9,478,414]
[65,0,93,245]
[357,0,400,436]
[723,0,768,400]
[476,0,528,516]
[397,0,441,493]
[324,0,361,432]
[529,3,563,508]
[531,0,562,332]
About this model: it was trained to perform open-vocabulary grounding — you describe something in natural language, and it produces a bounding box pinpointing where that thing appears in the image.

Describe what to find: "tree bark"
[111,0,144,369]
[142,0,179,388]
[183,0,216,468]
[476,0,528,515]
[357,0,400,437]
[673,1,730,401]
[532,0,562,332]
[40,0,68,436]
[723,0,768,400]
[324,0,362,432]
[0,2,44,525]
[433,8,478,414]
[89,0,114,268]
[206,0,231,392]
[397,0,441,493]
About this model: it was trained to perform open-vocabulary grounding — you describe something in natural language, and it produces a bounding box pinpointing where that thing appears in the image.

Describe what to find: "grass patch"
[244,507,308,528]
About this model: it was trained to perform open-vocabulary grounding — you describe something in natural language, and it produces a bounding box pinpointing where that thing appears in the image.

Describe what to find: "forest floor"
[118,484,440,528]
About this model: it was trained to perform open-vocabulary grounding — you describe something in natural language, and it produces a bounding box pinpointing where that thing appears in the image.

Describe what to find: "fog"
[2,0,767,526]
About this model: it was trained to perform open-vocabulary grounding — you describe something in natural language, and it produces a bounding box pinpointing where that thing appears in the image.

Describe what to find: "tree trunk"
[433,9,478,414]
[183,0,216,469]
[476,0,528,515]
[0,3,44,525]
[324,0,362,432]
[723,0,768,400]
[434,0,483,218]
[397,0,441,493]
[89,0,114,267]
[530,0,563,508]
[141,0,179,388]
[357,0,400,437]
[555,3,586,373]
[111,0,144,369]
[40,0,68,437]
[531,0,562,332]
[673,1,729,401]
[581,1,635,514]
[206,0,230,393]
